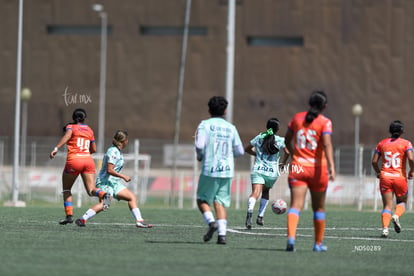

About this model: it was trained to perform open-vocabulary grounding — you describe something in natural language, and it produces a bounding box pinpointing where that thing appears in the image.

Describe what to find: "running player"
[49,108,109,225]
[284,91,336,252]
[195,96,244,244]
[75,130,152,228]
[244,117,289,229]
[371,120,414,237]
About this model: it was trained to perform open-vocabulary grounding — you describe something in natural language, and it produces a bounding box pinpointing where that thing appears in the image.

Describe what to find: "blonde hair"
[112,130,128,148]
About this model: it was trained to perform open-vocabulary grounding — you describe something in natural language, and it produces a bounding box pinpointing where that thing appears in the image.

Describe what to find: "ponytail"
[305,91,327,123]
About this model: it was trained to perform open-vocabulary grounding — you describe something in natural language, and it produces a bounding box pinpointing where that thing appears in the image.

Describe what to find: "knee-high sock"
[381,209,392,228]
[247,197,256,213]
[64,201,73,216]
[394,202,406,217]
[81,209,96,221]
[258,198,269,217]
[217,219,227,236]
[313,211,326,245]
[287,208,300,240]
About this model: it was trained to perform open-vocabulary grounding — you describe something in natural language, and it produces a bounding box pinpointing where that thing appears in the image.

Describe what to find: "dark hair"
[389,120,403,138]
[72,108,87,123]
[112,130,129,148]
[305,91,327,123]
[208,96,228,117]
[261,118,280,155]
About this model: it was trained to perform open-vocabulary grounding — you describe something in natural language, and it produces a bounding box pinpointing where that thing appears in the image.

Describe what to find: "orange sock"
[313,212,326,245]
[394,203,406,217]
[64,201,73,216]
[381,209,392,228]
[97,190,106,199]
[287,208,300,240]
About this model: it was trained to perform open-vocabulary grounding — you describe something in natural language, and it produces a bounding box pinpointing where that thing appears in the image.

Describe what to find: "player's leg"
[380,191,393,236]
[215,178,232,245]
[310,189,328,251]
[59,171,77,224]
[75,200,104,227]
[286,175,307,251]
[117,187,152,228]
[257,186,270,226]
[391,178,408,234]
[197,175,218,242]
[246,180,263,229]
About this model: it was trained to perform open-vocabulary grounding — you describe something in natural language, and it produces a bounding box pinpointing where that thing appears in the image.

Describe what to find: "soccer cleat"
[136,221,153,228]
[59,215,73,225]
[203,221,218,242]
[286,237,296,252]
[75,218,86,227]
[102,193,111,211]
[381,227,389,238]
[256,216,264,226]
[392,215,401,233]
[313,243,328,252]
[245,212,253,229]
[217,235,227,245]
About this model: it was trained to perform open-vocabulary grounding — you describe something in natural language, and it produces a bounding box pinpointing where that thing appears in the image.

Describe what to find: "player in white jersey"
[75,130,152,228]
[195,96,244,244]
[244,118,289,229]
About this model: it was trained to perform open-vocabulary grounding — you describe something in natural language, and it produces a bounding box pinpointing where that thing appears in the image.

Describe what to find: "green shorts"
[197,174,232,208]
[96,180,126,200]
[250,172,278,189]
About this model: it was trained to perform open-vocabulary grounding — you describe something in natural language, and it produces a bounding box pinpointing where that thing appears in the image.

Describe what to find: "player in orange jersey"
[49,108,109,225]
[371,120,414,238]
[284,91,336,252]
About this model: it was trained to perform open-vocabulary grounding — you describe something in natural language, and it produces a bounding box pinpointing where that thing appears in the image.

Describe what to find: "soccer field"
[0,205,412,276]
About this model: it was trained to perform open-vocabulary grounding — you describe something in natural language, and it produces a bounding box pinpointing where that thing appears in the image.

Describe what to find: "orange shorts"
[64,158,96,175]
[379,175,408,197]
[288,164,329,192]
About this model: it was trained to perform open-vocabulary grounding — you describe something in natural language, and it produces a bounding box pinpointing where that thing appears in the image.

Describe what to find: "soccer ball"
[271,199,287,215]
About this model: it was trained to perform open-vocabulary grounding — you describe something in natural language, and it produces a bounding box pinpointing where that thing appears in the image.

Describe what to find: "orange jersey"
[65,124,95,160]
[375,137,413,178]
[288,111,332,167]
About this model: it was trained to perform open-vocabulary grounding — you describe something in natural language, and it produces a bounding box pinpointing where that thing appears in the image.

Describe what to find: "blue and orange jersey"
[375,137,413,177]
[65,124,95,160]
[288,111,332,167]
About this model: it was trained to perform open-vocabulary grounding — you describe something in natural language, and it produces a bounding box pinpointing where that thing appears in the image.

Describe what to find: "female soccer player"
[195,96,244,244]
[284,91,336,252]
[244,117,289,229]
[75,130,152,228]
[371,120,414,238]
[50,108,109,225]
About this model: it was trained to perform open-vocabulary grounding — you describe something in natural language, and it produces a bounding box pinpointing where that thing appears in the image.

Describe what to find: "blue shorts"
[197,174,232,208]
[250,172,278,188]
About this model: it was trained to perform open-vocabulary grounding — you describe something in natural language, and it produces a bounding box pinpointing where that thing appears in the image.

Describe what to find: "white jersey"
[96,145,124,185]
[250,134,285,178]
[195,117,244,178]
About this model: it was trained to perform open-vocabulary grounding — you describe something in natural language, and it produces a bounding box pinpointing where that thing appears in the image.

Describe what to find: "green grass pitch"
[0,204,413,276]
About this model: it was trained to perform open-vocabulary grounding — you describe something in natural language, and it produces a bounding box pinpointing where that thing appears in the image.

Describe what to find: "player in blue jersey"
[244,117,289,229]
[195,96,244,244]
[75,130,152,228]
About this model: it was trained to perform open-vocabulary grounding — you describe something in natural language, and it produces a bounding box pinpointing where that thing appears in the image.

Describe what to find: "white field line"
[51,221,414,242]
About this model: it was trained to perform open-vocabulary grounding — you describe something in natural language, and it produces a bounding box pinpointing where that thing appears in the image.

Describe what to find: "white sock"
[132,208,143,221]
[203,211,215,225]
[247,197,256,213]
[258,198,269,217]
[82,209,96,221]
[217,219,227,236]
